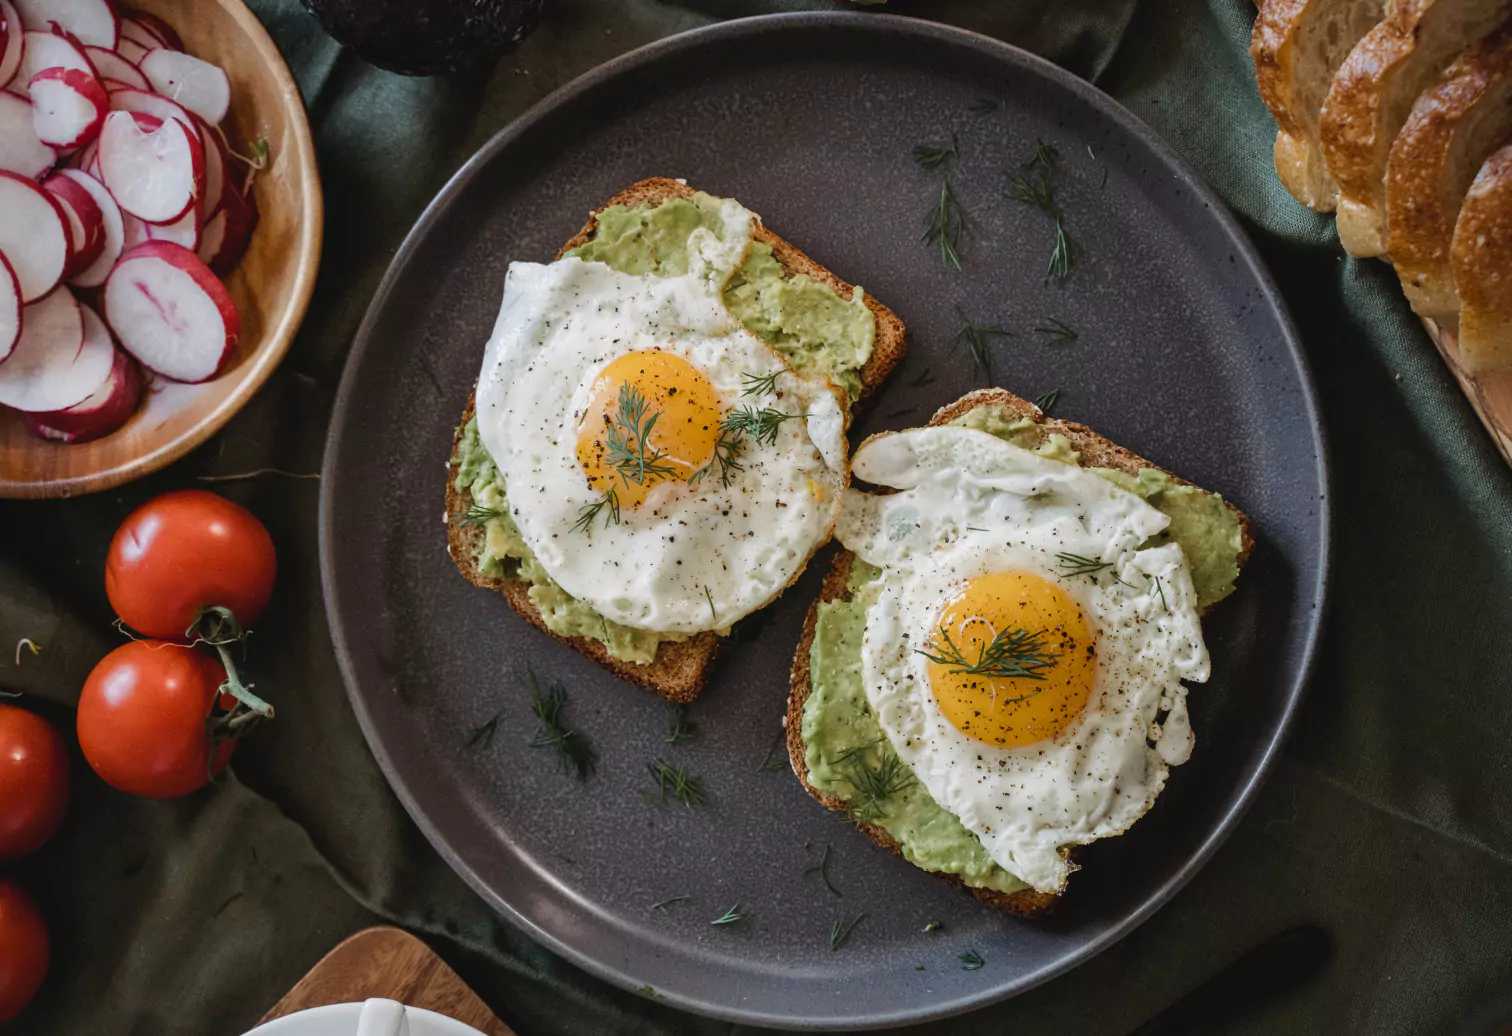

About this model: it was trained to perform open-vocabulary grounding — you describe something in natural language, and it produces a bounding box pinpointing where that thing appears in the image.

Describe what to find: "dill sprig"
[804,844,841,897]
[1006,140,1077,283]
[913,134,958,169]
[951,306,1012,384]
[1035,318,1078,341]
[711,904,746,926]
[1032,138,1059,170]
[722,405,808,446]
[464,713,500,749]
[1048,220,1075,281]
[1056,552,1112,577]
[970,97,998,114]
[740,369,782,397]
[604,382,677,487]
[921,179,965,271]
[663,702,694,744]
[688,427,745,489]
[651,892,689,910]
[915,625,1060,682]
[646,757,706,808]
[836,739,916,824]
[958,950,985,971]
[703,585,717,623]
[1152,575,1168,611]
[573,486,620,534]
[1007,167,1057,211]
[757,728,786,771]
[829,913,866,951]
[455,504,507,527]
[527,669,595,780]
[1033,388,1061,414]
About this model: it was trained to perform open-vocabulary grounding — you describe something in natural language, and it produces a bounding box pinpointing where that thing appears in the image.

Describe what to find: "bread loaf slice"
[1452,141,1512,371]
[1320,0,1512,257]
[784,389,1254,916]
[1252,0,1387,211]
[445,178,906,701]
[1388,23,1512,317]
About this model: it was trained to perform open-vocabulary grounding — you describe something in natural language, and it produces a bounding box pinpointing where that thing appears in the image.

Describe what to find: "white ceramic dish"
[243,1000,487,1036]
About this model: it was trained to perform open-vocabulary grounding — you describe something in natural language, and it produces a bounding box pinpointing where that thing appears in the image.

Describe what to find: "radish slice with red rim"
[84,45,146,90]
[104,240,237,382]
[28,66,106,149]
[97,109,202,223]
[205,179,254,276]
[0,0,24,90]
[14,28,92,96]
[194,112,225,215]
[0,89,57,177]
[0,286,114,411]
[43,168,103,274]
[0,170,69,300]
[122,10,178,51]
[106,84,196,139]
[25,325,141,441]
[0,250,20,361]
[115,34,147,65]
[142,201,197,249]
[12,0,117,48]
[56,167,117,287]
[139,49,227,124]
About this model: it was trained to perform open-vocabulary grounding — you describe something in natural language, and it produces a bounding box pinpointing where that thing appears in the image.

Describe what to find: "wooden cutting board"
[260,927,516,1035]
[1422,318,1512,466]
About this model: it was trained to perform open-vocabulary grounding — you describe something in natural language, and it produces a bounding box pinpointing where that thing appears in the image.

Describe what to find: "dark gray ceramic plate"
[320,13,1330,1030]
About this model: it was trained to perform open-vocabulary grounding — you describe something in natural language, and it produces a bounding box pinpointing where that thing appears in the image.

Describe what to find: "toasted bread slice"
[445,178,907,702]
[1452,141,1512,371]
[784,388,1255,916]
[1387,24,1512,317]
[1320,0,1512,257]
[1252,0,1387,212]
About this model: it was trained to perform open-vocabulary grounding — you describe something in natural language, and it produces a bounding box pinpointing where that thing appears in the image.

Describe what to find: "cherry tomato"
[0,880,47,1022]
[77,641,236,799]
[0,705,69,860]
[105,490,277,640]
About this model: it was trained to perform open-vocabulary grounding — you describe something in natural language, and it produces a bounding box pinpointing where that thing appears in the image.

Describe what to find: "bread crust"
[1387,24,1512,317]
[783,388,1254,917]
[444,178,907,701]
[1453,142,1512,371]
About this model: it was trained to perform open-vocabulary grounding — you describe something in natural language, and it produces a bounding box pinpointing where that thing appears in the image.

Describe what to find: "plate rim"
[319,11,1333,1029]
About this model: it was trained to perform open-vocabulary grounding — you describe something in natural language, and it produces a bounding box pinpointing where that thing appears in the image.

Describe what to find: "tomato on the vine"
[0,880,47,1022]
[77,640,237,799]
[105,490,277,640]
[0,705,69,861]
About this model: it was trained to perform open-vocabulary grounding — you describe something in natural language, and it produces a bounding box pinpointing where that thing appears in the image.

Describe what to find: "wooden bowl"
[0,0,322,499]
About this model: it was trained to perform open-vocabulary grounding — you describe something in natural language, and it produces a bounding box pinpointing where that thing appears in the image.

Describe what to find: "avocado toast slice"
[446,178,907,702]
[784,388,1255,915]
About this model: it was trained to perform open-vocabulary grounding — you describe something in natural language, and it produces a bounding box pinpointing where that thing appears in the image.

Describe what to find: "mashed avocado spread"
[802,407,1246,892]
[452,192,876,664]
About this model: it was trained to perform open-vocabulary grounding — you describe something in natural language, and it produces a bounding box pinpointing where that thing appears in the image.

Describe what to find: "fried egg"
[836,425,1210,893]
[474,196,848,635]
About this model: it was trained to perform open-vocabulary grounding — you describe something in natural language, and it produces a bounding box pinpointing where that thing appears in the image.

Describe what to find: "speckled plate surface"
[320,13,1329,1030]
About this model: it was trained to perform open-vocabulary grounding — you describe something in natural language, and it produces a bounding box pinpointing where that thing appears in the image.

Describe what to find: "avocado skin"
[301,0,545,76]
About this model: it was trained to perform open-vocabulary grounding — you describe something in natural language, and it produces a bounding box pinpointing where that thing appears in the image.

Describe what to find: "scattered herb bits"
[922,180,966,271]
[1006,139,1079,283]
[913,134,959,170]
[663,703,694,745]
[651,893,690,910]
[1033,388,1062,414]
[829,913,866,951]
[951,307,1012,384]
[464,713,500,749]
[958,950,986,971]
[804,844,842,897]
[711,903,746,926]
[646,757,706,807]
[526,669,595,779]
[1034,318,1078,342]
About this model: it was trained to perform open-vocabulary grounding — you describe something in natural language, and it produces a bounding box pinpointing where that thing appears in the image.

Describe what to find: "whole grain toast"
[783,388,1256,916]
[445,178,907,702]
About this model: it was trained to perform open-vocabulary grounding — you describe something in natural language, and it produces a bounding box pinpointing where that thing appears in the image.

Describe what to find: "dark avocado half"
[301,0,545,76]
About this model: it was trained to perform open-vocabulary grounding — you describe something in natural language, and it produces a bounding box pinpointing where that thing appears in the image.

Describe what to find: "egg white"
[473,197,848,634]
[837,426,1211,893]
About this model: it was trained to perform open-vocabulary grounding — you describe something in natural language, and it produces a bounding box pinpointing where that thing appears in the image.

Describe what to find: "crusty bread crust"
[445,178,907,701]
[783,388,1254,917]
[1453,142,1512,371]
[1387,24,1512,318]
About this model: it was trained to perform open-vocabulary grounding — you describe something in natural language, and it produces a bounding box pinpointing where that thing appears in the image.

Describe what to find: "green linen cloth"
[3,1,1510,1033]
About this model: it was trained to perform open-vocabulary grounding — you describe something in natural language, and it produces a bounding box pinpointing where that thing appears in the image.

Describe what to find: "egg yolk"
[924,571,1097,748]
[575,351,722,510]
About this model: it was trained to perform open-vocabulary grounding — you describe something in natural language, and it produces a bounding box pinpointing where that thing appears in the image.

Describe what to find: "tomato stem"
[189,607,274,720]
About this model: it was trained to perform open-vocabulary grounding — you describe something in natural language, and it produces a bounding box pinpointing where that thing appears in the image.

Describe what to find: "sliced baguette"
[1387,23,1512,317]
[445,177,907,702]
[1252,0,1387,212]
[1452,140,1512,370]
[1319,0,1512,257]
[784,388,1255,916]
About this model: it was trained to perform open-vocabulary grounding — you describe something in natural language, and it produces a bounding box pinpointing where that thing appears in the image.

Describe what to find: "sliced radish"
[122,10,176,50]
[119,206,147,248]
[139,49,226,124]
[83,44,143,89]
[0,0,23,90]
[204,179,254,276]
[195,205,222,266]
[12,0,117,48]
[193,112,224,215]
[114,33,145,64]
[0,170,69,300]
[25,318,140,440]
[58,166,117,286]
[0,89,55,176]
[14,28,91,97]
[105,84,194,138]
[97,109,201,223]
[43,168,102,274]
[0,286,113,410]
[0,249,20,360]
[104,241,236,381]
[28,66,104,149]
[139,201,195,249]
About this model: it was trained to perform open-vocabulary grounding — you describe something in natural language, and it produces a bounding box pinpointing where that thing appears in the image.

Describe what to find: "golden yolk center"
[575,351,722,511]
[924,571,1097,748]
